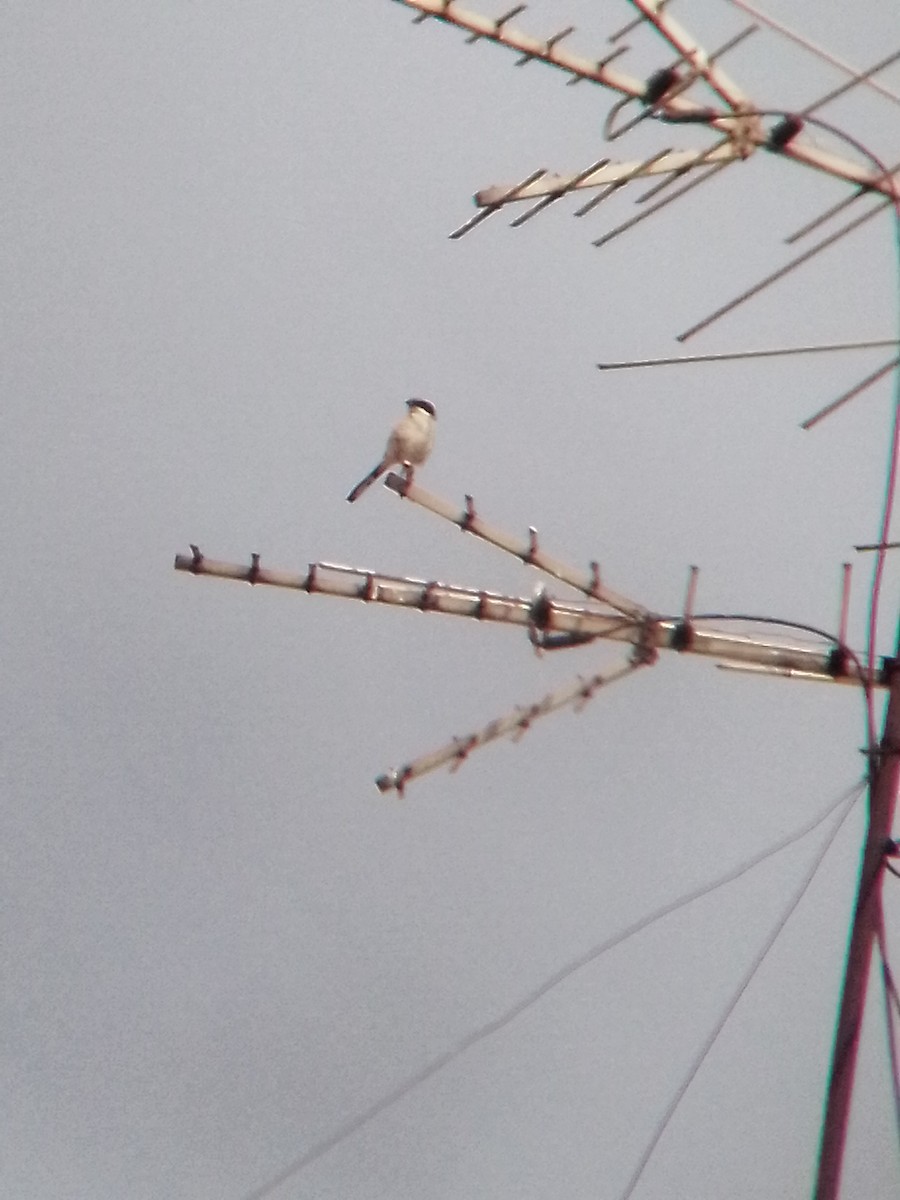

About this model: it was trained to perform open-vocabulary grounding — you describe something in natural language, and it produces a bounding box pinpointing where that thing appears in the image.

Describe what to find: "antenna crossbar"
[375,659,643,793]
[471,143,898,228]
[173,549,878,688]
[382,473,644,617]
[393,0,736,125]
[473,144,742,209]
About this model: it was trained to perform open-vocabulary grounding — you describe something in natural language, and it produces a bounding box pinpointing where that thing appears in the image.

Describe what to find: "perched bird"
[346,398,437,503]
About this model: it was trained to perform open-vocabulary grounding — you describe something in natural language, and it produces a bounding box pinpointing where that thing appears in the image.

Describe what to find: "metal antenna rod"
[395,0,665,106]
[510,157,610,227]
[565,44,630,86]
[800,46,900,116]
[405,0,899,201]
[382,472,645,616]
[607,1,671,45]
[450,168,547,239]
[602,25,758,144]
[786,164,900,245]
[376,659,642,793]
[636,133,734,204]
[597,340,900,370]
[838,564,852,649]
[626,0,754,112]
[721,0,900,107]
[172,549,879,686]
[575,150,674,218]
[469,136,898,225]
[801,357,900,430]
[471,145,744,212]
[677,200,890,342]
[593,155,733,248]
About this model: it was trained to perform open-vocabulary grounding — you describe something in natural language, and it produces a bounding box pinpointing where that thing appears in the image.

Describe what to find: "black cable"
[618,786,861,1200]
[662,611,873,748]
[235,778,864,1200]
[688,613,845,643]
[680,614,871,682]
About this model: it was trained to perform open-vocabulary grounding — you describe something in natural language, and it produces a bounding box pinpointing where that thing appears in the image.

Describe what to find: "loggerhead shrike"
[346,398,436,503]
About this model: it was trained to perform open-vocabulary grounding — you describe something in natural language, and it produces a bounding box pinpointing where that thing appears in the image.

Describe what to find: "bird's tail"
[346,462,386,503]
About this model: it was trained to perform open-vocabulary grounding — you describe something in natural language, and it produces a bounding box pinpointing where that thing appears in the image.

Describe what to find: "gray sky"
[4,2,900,1197]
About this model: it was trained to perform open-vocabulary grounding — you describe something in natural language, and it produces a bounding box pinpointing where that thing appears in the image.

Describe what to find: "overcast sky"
[4,2,900,1197]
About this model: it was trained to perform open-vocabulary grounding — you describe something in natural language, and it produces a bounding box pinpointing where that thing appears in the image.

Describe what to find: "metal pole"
[814,649,900,1198]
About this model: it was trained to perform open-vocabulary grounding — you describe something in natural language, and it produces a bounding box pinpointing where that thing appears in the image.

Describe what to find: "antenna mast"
[815,643,900,1196]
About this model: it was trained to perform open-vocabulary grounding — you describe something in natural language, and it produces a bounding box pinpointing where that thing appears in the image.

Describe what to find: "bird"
[346,398,437,503]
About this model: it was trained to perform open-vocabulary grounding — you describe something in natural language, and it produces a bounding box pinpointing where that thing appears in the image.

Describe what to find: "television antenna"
[177,2,900,1197]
